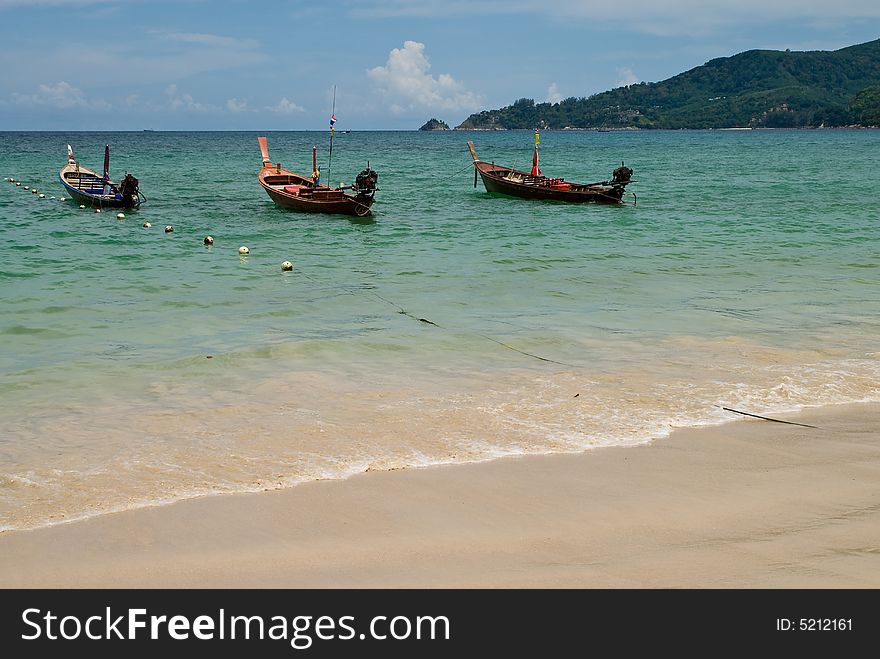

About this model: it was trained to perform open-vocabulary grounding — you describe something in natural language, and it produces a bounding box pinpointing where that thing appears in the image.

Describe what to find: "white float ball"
[143,222,152,228]
[95,208,101,213]
[79,204,86,209]
[238,246,249,255]
[203,235,214,246]
[117,213,125,220]
[281,260,293,271]
[164,225,173,233]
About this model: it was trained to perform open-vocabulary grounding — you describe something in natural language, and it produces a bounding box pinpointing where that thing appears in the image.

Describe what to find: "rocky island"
[418,118,450,131]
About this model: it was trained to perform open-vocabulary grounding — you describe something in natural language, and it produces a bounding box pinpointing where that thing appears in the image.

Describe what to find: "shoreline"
[0,402,856,536]
[1,401,878,588]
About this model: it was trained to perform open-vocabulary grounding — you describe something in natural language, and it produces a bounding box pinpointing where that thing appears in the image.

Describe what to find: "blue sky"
[0,0,878,130]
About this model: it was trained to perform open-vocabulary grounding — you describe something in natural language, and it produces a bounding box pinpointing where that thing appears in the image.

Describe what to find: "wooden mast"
[327,85,336,187]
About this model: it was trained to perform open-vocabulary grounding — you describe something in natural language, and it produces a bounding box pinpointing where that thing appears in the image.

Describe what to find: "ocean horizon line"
[2,126,877,133]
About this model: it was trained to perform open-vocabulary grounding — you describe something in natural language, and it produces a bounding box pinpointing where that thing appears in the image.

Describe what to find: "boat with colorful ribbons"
[467,132,634,205]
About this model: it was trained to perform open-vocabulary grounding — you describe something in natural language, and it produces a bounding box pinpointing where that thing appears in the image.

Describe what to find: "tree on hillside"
[851,85,880,125]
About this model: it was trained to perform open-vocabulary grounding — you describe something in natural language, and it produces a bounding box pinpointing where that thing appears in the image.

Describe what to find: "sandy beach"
[1,403,877,588]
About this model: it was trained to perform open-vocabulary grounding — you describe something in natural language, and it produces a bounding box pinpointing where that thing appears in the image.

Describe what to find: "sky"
[0,0,878,130]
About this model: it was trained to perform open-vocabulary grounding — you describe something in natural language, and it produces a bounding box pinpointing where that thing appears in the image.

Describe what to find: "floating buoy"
[95,208,101,213]
[164,225,173,233]
[281,260,293,271]
[7,178,13,182]
[50,196,56,200]
[23,186,29,190]
[143,222,151,228]
[116,213,125,220]
[79,204,86,209]
[203,235,214,246]
[16,182,21,186]
[238,246,249,255]
[39,193,45,198]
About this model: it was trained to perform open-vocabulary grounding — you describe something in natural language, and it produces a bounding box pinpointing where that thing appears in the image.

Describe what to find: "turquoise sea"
[1,129,879,531]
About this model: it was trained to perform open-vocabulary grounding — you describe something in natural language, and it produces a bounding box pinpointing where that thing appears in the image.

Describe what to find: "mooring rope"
[435,161,481,188]
[370,291,579,367]
[716,405,820,429]
[297,272,579,368]
[297,273,820,428]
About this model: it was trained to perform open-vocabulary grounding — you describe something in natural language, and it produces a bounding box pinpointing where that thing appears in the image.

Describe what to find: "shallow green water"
[1,129,878,530]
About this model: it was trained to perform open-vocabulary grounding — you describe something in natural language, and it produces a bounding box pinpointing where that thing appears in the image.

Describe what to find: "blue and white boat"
[59,144,143,208]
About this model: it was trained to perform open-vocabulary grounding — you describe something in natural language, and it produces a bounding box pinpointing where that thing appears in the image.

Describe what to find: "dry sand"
[1,403,877,588]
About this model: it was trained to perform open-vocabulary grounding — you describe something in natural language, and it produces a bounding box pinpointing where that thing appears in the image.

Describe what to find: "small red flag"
[530,145,541,177]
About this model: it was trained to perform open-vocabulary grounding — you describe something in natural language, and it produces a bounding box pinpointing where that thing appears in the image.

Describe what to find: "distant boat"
[467,135,634,204]
[143,129,155,132]
[59,144,143,208]
[257,136,378,217]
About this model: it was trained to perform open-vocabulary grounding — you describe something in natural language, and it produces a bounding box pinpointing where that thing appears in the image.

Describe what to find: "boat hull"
[259,168,374,217]
[60,182,133,208]
[59,163,139,209]
[476,165,625,204]
[467,141,629,205]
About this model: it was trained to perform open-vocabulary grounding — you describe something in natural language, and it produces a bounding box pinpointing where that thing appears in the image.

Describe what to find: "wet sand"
[1,403,877,588]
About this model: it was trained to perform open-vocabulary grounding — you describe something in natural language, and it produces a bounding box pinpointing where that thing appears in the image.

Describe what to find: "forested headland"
[456,40,880,130]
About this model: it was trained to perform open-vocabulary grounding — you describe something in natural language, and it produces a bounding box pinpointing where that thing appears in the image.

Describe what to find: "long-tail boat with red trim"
[257,137,378,217]
[60,144,143,209]
[467,137,634,205]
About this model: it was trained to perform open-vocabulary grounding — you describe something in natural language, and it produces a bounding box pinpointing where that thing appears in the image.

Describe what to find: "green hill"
[456,40,880,129]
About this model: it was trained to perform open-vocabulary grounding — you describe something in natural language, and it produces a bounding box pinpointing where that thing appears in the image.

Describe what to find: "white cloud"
[13,81,85,107]
[0,0,124,7]
[596,1,880,36]
[1,29,269,93]
[354,1,880,37]
[154,31,260,50]
[267,97,305,114]
[226,97,248,113]
[367,40,482,114]
[11,81,109,109]
[165,84,204,111]
[615,67,639,87]
[353,0,512,17]
[546,82,563,104]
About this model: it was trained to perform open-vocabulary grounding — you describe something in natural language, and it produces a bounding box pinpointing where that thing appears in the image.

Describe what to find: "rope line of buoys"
[8,175,304,278]
[7,169,577,367]
[7,176,68,203]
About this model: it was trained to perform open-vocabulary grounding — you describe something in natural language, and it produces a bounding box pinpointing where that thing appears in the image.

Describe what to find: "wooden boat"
[59,144,142,208]
[257,137,378,217]
[467,138,634,205]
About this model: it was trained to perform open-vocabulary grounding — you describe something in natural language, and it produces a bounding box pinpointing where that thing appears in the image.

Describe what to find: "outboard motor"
[119,173,140,206]
[353,166,378,196]
[611,163,633,186]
